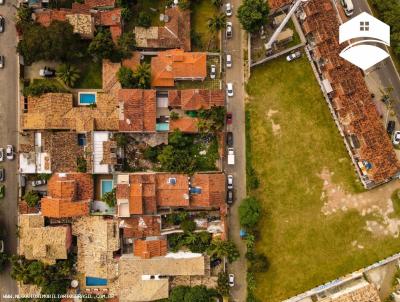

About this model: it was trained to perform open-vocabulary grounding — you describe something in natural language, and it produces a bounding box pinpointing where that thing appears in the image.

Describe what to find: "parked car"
[210,64,216,79]
[0,56,4,69]
[0,0,4,5]
[393,131,400,145]
[0,168,4,182]
[286,51,301,62]
[36,190,48,198]
[387,120,396,136]
[226,112,233,124]
[0,240,3,253]
[226,22,233,38]
[225,3,232,16]
[226,131,233,147]
[6,145,13,160]
[226,54,232,68]
[39,67,56,77]
[228,274,235,287]
[32,179,47,187]
[226,83,234,97]
[227,188,234,204]
[0,16,4,33]
[227,175,233,190]
[0,148,4,162]
[211,258,222,267]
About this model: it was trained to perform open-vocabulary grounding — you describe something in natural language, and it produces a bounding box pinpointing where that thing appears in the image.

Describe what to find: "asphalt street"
[0,0,19,297]
[223,1,247,301]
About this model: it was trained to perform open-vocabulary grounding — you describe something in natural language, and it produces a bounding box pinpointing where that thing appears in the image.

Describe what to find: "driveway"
[223,1,247,301]
[0,0,19,297]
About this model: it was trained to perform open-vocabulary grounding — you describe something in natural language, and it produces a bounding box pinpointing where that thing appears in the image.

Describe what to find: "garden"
[245,56,400,301]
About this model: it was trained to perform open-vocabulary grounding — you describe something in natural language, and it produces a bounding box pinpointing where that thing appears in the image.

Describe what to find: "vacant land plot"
[246,56,400,301]
[191,0,219,51]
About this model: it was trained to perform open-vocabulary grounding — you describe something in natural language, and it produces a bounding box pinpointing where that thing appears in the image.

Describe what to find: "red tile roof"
[268,0,291,10]
[169,117,199,133]
[35,10,68,26]
[302,0,400,186]
[85,0,115,9]
[133,238,167,259]
[118,89,157,132]
[168,89,225,110]
[41,173,93,218]
[96,8,121,26]
[120,216,161,239]
[151,49,207,87]
[190,173,225,208]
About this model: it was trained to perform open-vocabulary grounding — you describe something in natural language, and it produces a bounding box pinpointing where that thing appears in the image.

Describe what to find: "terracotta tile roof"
[96,8,121,26]
[19,214,71,264]
[122,52,141,70]
[120,216,161,239]
[168,89,225,110]
[135,7,191,51]
[169,117,199,133]
[85,0,115,9]
[110,25,122,43]
[302,0,400,186]
[102,59,121,97]
[133,238,167,259]
[190,173,225,208]
[268,0,291,10]
[118,89,157,132]
[151,49,207,87]
[41,173,93,218]
[34,10,68,26]
[156,174,189,207]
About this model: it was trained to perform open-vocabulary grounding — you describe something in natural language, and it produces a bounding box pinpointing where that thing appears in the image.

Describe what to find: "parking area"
[24,60,59,81]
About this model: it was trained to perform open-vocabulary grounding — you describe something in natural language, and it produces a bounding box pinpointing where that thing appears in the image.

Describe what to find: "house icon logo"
[339,12,390,70]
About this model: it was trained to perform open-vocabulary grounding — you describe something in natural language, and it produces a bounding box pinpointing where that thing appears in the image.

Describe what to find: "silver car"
[226,22,233,39]
[0,56,4,69]
[6,145,14,160]
[226,54,232,68]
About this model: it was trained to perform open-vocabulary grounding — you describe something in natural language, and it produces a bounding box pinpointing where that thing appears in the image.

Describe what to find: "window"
[77,134,87,146]
[360,21,369,31]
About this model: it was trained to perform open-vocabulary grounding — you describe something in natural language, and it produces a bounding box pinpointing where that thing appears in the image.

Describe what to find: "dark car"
[227,189,233,205]
[0,168,4,182]
[226,112,233,125]
[387,120,396,135]
[226,132,233,147]
[211,258,222,267]
[0,16,4,33]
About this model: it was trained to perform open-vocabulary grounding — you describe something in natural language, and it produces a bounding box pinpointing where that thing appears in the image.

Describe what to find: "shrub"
[246,251,270,272]
[217,271,229,296]
[23,79,67,97]
[102,188,116,208]
[180,219,196,233]
[170,111,180,120]
[143,147,159,162]
[77,156,87,172]
[239,196,262,229]
[137,12,151,28]
[24,191,40,207]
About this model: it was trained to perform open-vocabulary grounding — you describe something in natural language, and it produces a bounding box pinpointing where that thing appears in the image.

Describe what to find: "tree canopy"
[207,239,240,263]
[169,285,214,302]
[239,196,262,229]
[237,0,269,33]
[88,29,116,61]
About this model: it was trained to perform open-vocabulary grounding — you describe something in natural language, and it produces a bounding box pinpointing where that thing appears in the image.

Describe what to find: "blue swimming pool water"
[156,123,169,131]
[86,276,108,286]
[79,93,96,104]
[101,179,113,197]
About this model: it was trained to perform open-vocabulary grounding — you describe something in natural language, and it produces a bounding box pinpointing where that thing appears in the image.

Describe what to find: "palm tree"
[207,13,227,34]
[211,0,222,7]
[134,63,151,89]
[207,239,240,263]
[56,64,80,87]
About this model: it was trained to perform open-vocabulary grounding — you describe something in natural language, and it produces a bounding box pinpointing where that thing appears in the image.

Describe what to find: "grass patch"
[191,0,219,51]
[286,20,302,48]
[246,56,400,301]
[391,189,400,216]
[124,0,167,32]
[73,60,102,89]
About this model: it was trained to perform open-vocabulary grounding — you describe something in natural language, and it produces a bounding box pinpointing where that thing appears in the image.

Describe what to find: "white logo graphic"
[339,12,390,70]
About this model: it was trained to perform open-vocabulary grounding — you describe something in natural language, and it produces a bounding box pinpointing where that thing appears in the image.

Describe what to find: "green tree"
[170,286,189,302]
[137,11,151,28]
[237,0,269,33]
[211,0,222,7]
[207,13,227,34]
[16,6,33,31]
[88,29,115,61]
[134,63,151,89]
[239,196,262,229]
[102,188,116,208]
[207,239,240,263]
[184,285,210,302]
[117,66,136,88]
[56,64,80,87]
[181,219,196,233]
[217,271,229,296]
[246,251,270,273]
[118,32,136,57]
[24,191,40,207]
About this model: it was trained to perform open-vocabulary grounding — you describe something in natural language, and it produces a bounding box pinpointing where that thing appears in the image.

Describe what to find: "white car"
[226,21,233,39]
[6,145,14,160]
[227,83,234,97]
[0,56,4,69]
[227,175,233,190]
[286,51,301,62]
[210,64,216,79]
[393,131,400,145]
[228,274,235,287]
[225,3,233,16]
[226,54,232,68]
[0,148,3,162]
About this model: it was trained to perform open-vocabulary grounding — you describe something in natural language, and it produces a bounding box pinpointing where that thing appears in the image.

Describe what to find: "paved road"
[0,0,19,297]
[223,1,247,301]
[351,0,400,117]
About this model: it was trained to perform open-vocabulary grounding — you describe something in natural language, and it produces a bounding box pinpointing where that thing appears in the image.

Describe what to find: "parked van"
[341,0,354,17]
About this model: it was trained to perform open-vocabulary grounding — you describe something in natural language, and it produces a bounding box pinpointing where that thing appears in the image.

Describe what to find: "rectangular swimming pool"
[86,276,108,286]
[78,92,96,105]
[156,123,170,132]
[101,179,113,197]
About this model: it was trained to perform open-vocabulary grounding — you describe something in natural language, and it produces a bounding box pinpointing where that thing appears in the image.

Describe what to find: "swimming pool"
[156,123,169,132]
[78,92,96,105]
[86,276,108,286]
[101,179,113,197]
